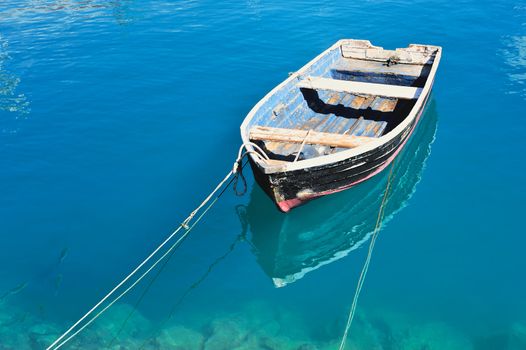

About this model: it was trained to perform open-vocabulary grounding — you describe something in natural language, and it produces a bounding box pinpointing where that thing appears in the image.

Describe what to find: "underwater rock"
[0,297,480,350]
[201,301,318,350]
[89,303,153,347]
[0,303,33,349]
[0,304,15,326]
[473,332,511,350]
[345,318,385,350]
[157,325,204,349]
[204,316,250,350]
[391,321,473,350]
[473,322,526,350]
[311,309,385,350]
[345,308,475,350]
[296,344,318,350]
[199,303,312,350]
[0,301,65,350]
[28,323,61,349]
[510,321,526,350]
[241,300,279,333]
[229,334,264,350]
[258,335,319,350]
[273,308,310,340]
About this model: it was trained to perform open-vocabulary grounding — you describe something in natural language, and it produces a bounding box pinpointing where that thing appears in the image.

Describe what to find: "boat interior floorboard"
[253,87,416,162]
[244,41,438,164]
[249,57,424,162]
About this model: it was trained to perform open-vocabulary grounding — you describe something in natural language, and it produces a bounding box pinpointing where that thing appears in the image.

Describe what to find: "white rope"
[181,170,233,229]
[46,151,253,350]
[236,142,270,165]
[50,196,219,350]
[338,163,396,350]
[240,141,270,160]
[232,142,270,176]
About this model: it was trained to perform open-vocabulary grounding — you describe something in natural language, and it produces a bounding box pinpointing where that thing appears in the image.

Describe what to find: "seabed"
[2,299,526,349]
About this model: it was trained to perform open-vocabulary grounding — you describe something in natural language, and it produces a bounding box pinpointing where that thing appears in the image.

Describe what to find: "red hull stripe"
[276,102,427,212]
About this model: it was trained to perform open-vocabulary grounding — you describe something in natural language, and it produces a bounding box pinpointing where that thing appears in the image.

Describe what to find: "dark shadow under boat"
[245,102,439,287]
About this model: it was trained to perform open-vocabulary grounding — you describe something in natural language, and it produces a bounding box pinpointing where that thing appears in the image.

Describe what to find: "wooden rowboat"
[240,39,441,212]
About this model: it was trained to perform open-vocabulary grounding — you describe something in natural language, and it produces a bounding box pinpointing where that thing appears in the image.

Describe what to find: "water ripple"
[501,35,526,98]
[0,35,30,117]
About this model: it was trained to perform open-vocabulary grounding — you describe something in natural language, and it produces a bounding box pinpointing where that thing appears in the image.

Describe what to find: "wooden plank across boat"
[240,39,442,212]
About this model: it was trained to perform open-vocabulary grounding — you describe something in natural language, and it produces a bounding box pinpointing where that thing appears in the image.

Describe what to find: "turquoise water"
[1,0,525,349]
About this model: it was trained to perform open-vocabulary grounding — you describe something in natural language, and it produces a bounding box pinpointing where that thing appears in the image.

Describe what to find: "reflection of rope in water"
[47,159,250,350]
[51,195,220,350]
[136,205,249,349]
[106,229,188,348]
[338,160,398,350]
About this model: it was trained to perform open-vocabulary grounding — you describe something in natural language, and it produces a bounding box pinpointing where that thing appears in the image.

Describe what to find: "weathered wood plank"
[373,121,388,137]
[340,45,436,65]
[347,117,364,135]
[326,92,342,105]
[250,126,373,149]
[331,59,431,78]
[297,76,422,99]
[352,119,374,136]
[370,97,398,112]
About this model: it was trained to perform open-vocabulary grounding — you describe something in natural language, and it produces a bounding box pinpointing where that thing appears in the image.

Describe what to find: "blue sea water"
[1,0,526,349]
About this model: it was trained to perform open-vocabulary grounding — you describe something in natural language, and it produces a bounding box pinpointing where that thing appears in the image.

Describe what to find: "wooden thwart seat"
[250,126,374,149]
[297,76,422,99]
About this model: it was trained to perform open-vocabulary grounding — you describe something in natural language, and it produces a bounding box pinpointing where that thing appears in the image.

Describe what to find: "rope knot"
[181,210,197,230]
[46,147,252,350]
[232,160,240,174]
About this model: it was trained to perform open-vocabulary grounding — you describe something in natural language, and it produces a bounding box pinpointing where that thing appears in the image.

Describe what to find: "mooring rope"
[338,161,398,350]
[110,196,248,349]
[51,197,219,350]
[47,144,260,350]
[107,254,173,348]
[136,207,249,349]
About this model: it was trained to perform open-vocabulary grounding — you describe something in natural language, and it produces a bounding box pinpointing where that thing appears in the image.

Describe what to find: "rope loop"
[46,143,268,350]
[233,159,247,196]
[46,145,259,350]
[231,142,269,197]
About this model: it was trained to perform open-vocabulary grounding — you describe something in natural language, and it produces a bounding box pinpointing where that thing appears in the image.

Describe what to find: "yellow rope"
[338,160,397,350]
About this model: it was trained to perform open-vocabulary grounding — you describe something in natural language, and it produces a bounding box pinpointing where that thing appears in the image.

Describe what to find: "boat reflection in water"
[246,102,438,287]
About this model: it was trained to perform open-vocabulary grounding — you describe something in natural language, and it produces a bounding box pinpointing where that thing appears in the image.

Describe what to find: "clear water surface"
[1,1,525,349]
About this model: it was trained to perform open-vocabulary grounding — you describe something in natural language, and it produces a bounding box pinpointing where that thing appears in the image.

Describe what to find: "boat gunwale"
[240,39,442,174]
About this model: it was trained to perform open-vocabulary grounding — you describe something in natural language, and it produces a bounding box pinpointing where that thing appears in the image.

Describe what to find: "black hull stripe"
[252,89,429,204]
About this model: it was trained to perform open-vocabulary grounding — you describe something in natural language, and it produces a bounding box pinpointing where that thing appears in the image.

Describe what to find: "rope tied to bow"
[46,142,268,350]
[232,142,269,196]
